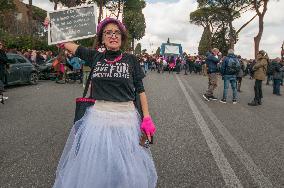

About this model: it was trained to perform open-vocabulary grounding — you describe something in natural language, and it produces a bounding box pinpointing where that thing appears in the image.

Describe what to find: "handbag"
[74,66,96,123]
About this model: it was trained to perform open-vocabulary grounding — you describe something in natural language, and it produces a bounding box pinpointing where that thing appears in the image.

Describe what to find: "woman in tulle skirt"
[52,17,157,188]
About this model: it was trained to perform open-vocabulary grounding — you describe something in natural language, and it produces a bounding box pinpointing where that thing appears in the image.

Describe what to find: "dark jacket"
[36,54,45,65]
[0,49,8,65]
[221,54,239,76]
[205,52,219,74]
[271,61,284,80]
[0,49,9,82]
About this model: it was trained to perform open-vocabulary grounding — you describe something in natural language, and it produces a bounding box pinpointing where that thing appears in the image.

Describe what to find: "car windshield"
[6,54,17,64]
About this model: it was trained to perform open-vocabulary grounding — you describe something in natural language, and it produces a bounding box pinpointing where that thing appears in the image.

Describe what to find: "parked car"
[5,53,39,85]
[37,57,57,80]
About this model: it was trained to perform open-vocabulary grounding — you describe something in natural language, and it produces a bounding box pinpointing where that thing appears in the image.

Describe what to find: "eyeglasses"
[103,30,122,38]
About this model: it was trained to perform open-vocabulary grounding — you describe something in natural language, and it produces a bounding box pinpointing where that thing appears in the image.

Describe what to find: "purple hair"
[97,17,126,34]
[96,17,128,48]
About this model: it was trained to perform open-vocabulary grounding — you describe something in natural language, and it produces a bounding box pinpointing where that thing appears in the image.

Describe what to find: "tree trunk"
[54,0,58,10]
[253,0,268,59]
[98,0,103,23]
[254,14,264,59]
[228,21,235,50]
[116,0,121,19]
[28,0,33,36]
[281,41,284,61]
[93,0,103,48]
[132,37,135,53]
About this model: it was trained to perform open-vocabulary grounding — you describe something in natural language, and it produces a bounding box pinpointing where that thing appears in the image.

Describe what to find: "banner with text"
[48,4,97,45]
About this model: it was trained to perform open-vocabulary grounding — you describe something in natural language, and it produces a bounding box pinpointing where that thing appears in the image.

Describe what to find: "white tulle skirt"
[53,100,157,188]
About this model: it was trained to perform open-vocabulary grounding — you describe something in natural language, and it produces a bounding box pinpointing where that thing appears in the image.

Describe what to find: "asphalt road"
[0,72,283,188]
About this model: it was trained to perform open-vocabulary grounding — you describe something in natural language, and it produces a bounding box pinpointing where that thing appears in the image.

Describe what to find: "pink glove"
[141,116,156,139]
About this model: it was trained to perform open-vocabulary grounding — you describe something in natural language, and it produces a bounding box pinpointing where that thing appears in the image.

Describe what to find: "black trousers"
[0,64,6,83]
[254,79,263,101]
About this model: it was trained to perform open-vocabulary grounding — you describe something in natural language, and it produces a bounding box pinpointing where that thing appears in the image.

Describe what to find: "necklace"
[104,54,123,64]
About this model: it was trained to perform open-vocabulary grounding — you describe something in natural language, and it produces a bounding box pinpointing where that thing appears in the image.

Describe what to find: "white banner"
[165,45,180,54]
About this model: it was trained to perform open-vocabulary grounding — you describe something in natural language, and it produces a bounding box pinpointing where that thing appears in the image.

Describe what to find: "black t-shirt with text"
[75,46,145,102]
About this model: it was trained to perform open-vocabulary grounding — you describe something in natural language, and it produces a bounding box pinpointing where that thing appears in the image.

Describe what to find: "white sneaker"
[220,99,227,104]
[3,96,8,100]
[232,99,237,104]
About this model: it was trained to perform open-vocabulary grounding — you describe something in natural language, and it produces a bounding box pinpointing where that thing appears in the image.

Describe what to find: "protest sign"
[48,4,97,45]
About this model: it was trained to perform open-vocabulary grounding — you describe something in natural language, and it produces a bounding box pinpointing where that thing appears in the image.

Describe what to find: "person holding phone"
[52,17,157,188]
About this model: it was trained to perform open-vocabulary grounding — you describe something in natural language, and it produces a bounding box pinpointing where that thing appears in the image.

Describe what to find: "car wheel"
[29,72,39,85]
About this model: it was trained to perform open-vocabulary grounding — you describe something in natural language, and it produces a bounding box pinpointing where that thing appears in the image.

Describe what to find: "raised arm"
[253,59,267,70]
[61,42,102,67]
[63,42,79,55]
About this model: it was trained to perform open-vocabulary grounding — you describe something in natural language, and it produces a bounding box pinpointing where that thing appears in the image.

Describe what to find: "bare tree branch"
[254,0,262,16]
[236,13,257,35]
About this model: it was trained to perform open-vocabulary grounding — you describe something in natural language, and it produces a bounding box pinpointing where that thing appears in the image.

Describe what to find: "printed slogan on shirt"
[92,61,130,79]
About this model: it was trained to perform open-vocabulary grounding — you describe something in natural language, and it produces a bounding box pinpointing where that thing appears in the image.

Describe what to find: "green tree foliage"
[1,32,56,51]
[190,7,216,28]
[32,6,47,21]
[0,0,15,29]
[105,0,126,19]
[134,43,142,55]
[198,25,212,55]
[49,0,91,10]
[212,26,230,55]
[195,0,256,49]
[123,0,146,51]
[0,0,15,12]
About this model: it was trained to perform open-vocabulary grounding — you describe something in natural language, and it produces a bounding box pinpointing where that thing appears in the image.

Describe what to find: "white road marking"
[176,76,243,188]
[179,76,274,188]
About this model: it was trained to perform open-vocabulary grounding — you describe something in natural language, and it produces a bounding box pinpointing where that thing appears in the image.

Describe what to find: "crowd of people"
[138,54,206,75]
[136,48,284,106]
[1,15,284,188]
[1,38,284,106]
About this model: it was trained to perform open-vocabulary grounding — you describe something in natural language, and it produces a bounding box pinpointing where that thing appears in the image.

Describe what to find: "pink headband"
[97,17,126,34]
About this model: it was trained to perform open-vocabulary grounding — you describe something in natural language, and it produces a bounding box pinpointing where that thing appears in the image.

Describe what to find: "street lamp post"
[281,41,284,61]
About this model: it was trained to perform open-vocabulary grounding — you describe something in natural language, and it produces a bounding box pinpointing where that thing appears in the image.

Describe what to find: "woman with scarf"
[52,18,157,188]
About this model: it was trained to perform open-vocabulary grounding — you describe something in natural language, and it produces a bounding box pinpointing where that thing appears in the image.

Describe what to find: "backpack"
[226,57,240,75]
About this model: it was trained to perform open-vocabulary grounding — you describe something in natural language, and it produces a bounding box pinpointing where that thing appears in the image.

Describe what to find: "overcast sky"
[23,0,284,58]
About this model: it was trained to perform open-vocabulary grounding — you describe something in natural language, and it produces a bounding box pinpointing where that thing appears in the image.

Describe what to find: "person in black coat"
[0,41,9,101]
[36,51,45,65]
[271,57,283,96]
[0,41,9,84]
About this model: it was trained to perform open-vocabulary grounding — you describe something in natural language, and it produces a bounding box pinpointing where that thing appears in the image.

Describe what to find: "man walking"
[236,57,245,92]
[248,50,268,106]
[220,49,240,104]
[271,57,283,96]
[184,56,189,75]
[203,48,220,101]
